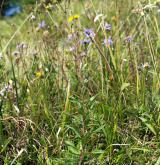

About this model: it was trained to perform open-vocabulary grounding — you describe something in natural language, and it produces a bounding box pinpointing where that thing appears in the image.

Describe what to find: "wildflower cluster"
[66,13,134,53]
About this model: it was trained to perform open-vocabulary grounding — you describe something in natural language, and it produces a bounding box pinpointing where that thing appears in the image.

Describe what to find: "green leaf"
[68,146,80,155]
[139,117,157,135]
[92,149,105,154]
[65,140,75,147]
[0,137,12,153]
[156,39,160,53]
[155,156,160,165]
[66,125,81,138]
[121,83,130,91]
[131,147,150,152]
[93,125,105,133]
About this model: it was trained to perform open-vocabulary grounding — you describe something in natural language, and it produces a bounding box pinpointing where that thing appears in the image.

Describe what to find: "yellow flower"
[111,16,118,22]
[73,14,80,19]
[68,14,80,23]
[35,71,42,78]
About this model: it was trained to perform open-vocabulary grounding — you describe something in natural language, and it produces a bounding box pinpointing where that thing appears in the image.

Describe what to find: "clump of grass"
[0,0,160,164]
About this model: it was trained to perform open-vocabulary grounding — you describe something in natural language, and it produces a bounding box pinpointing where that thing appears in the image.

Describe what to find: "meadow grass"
[0,0,160,164]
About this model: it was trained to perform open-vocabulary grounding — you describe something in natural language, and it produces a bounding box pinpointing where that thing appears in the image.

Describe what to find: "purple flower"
[81,39,91,45]
[84,29,95,38]
[104,23,111,31]
[125,36,133,43]
[104,37,113,46]
[38,20,46,29]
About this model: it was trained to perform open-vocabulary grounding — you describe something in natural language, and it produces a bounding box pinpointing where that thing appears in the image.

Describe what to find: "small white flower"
[0,52,3,60]
[94,14,103,22]
[30,15,36,20]
[142,62,150,69]
[123,59,128,62]
[0,89,5,96]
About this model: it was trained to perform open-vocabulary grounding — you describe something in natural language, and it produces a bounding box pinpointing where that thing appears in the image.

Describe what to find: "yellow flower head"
[111,16,117,22]
[68,14,80,23]
[35,71,43,78]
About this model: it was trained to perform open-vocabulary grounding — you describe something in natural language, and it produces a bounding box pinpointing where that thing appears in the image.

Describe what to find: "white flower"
[94,14,103,22]
[0,52,3,60]
[30,15,36,20]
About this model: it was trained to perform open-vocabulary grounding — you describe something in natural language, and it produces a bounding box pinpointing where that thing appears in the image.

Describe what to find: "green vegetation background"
[0,0,160,164]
